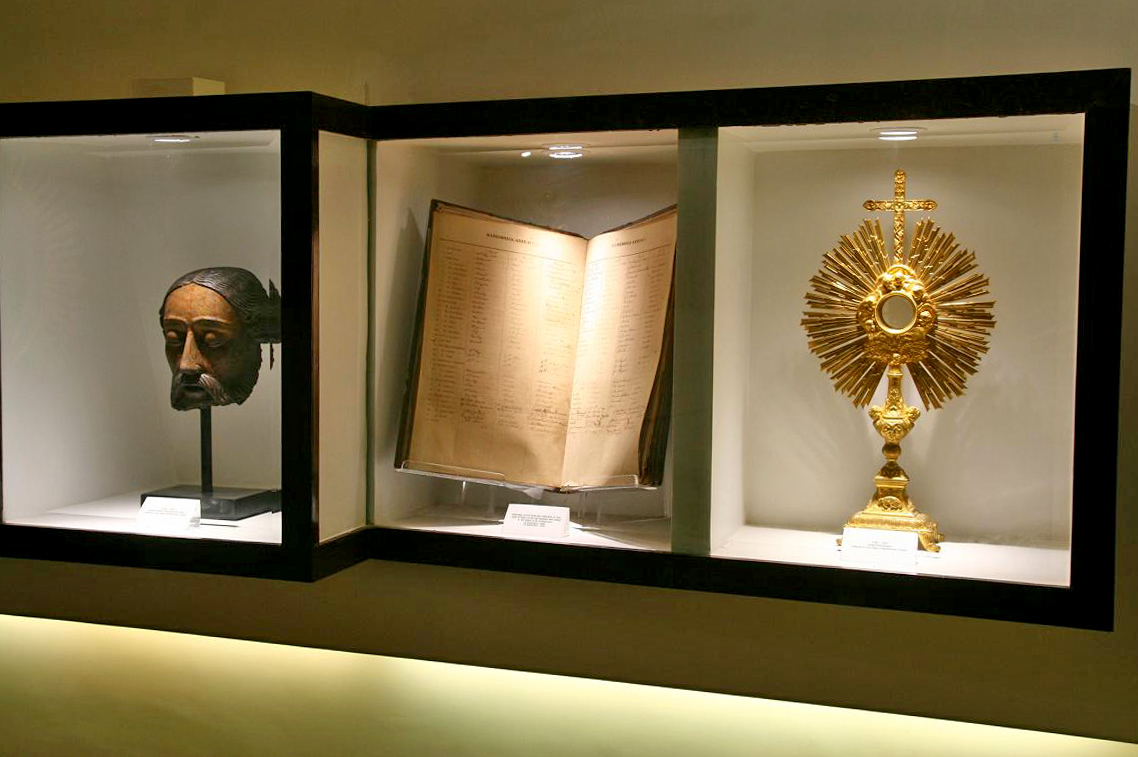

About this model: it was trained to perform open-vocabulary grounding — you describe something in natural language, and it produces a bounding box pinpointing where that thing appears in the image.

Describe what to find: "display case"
[710,116,1084,580]
[0,93,372,579]
[372,69,1129,629]
[1,71,1126,622]
[370,129,678,552]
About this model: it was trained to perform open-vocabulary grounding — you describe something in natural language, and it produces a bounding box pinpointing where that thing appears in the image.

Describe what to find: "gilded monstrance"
[801,170,995,551]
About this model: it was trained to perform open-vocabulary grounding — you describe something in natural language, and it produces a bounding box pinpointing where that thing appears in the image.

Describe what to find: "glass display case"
[372,69,1129,629]
[0,93,372,579]
[708,114,1088,582]
[371,129,678,552]
[0,71,1127,623]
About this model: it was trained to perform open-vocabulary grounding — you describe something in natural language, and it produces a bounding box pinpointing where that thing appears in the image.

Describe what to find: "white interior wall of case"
[708,132,755,549]
[372,142,478,524]
[705,123,1084,581]
[0,134,282,539]
[371,137,678,532]
[317,132,369,542]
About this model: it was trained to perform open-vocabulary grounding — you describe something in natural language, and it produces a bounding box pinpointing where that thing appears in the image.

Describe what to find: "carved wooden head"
[159,267,280,411]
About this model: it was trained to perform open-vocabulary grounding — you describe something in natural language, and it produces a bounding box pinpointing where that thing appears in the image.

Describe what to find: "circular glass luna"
[876,292,917,333]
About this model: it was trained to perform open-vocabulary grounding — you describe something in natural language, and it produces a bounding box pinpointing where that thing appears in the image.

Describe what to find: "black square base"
[141,485,281,521]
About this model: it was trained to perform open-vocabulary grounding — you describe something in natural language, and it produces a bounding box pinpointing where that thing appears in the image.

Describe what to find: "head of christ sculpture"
[158,267,281,411]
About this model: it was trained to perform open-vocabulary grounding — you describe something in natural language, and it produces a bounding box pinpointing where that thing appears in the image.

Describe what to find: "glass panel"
[711,114,1084,586]
[0,130,283,544]
[372,130,678,552]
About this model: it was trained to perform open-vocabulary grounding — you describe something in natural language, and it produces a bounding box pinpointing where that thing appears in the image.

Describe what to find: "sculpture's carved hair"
[159,267,281,343]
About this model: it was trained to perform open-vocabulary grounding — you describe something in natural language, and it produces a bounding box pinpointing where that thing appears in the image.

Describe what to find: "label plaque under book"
[502,504,571,539]
[840,527,918,570]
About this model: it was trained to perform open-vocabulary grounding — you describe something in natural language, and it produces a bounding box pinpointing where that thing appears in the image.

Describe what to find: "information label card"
[502,504,571,539]
[840,527,918,571]
[137,496,201,536]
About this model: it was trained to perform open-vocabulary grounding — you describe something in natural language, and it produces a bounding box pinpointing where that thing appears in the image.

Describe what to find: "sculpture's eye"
[201,331,228,349]
[164,329,184,344]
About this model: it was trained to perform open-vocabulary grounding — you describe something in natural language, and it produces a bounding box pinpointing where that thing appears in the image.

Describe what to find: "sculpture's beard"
[170,366,259,411]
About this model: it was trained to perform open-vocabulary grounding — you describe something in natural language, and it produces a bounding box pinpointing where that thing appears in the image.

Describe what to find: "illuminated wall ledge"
[0,614,1133,757]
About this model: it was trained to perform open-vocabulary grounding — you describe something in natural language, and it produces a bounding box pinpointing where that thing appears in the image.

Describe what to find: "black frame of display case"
[369,68,1130,630]
[0,69,1127,627]
[0,92,373,580]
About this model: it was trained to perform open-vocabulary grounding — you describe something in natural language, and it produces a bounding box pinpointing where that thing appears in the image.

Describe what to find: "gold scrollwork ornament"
[801,170,996,552]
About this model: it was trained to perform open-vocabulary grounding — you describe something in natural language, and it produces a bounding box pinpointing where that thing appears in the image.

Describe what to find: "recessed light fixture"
[873,127,924,142]
[520,150,533,158]
[549,150,584,159]
[151,135,197,144]
[546,144,584,151]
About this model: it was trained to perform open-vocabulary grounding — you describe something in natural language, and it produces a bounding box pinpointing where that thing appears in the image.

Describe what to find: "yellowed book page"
[406,204,587,488]
[562,208,677,488]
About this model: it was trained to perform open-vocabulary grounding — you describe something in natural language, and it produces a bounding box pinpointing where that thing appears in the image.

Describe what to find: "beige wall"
[2,0,1137,105]
[2,0,1138,747]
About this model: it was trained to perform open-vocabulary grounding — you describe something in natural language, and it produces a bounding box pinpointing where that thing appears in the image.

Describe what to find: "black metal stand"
[201,406,213,494]
[140,406,280,521]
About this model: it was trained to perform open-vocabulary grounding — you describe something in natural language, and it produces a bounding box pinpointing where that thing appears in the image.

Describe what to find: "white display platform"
[713,526,1069,587]
[4,490,282,544]
[389,504,670,552]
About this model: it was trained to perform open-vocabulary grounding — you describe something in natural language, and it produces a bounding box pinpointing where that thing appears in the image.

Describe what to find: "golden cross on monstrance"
[863,169,937,255]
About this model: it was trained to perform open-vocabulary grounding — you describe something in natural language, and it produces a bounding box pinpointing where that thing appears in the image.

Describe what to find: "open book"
[396,200,676,491]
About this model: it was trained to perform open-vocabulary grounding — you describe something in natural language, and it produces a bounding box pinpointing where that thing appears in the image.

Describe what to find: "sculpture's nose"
[178,331,207,374]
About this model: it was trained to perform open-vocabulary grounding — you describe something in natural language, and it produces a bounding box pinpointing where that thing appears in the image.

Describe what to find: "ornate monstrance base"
[838,364,944,553]
[842,462,943,552]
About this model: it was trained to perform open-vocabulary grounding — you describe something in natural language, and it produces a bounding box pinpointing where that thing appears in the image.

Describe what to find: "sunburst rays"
[802,217,995,410]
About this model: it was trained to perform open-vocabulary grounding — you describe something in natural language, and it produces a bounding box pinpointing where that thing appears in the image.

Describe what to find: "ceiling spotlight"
[151,135,197,144]
[546,144,584,151]
[520,150,533,158]
[873,127,924,142]
[549,150,584,159]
